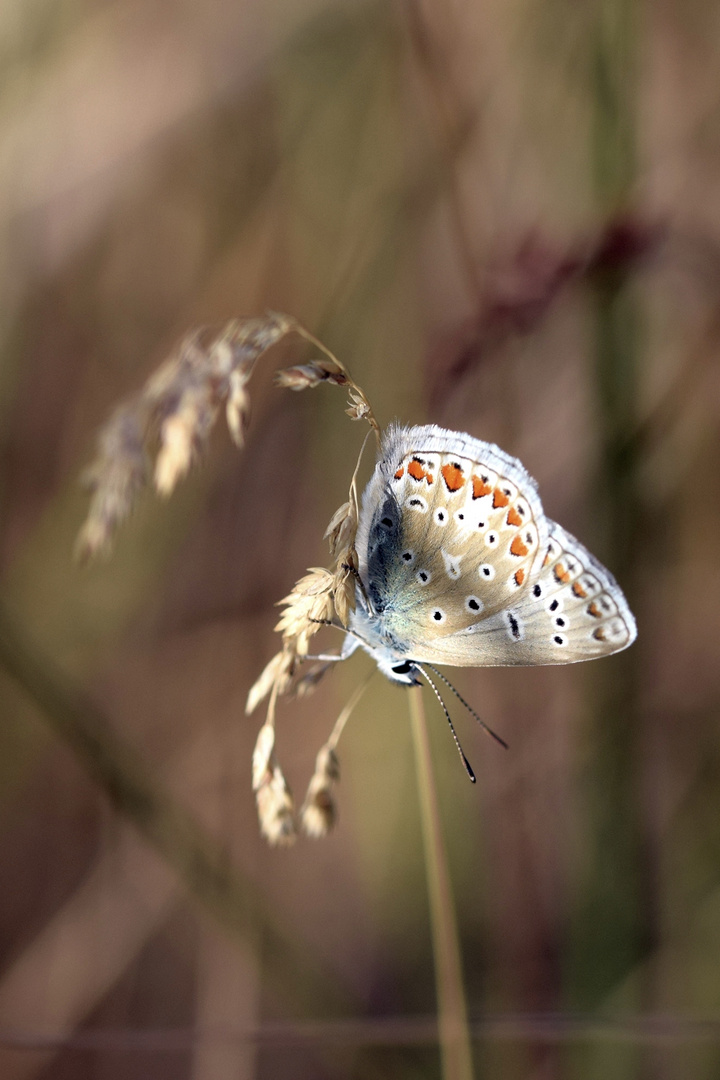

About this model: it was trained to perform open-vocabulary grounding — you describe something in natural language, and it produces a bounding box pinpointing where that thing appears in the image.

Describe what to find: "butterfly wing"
[354,424,636,668]
[413,519,637,666]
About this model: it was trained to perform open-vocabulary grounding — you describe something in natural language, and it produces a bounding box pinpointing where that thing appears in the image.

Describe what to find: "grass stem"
[409,685,474,1080]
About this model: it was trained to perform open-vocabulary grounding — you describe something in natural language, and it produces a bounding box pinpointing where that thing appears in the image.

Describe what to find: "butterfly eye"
[416,569,432,585]
[391,660,414,675]
[478,564,495,581]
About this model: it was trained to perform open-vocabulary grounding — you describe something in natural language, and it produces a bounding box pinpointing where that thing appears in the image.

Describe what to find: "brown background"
[1,0,719,1077]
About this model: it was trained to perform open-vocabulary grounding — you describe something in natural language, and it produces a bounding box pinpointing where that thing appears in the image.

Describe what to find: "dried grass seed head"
[256,765,297,846]
[246,649,295,715]
[275,568,336,656]
[251,723,276,790]
[325,500,358,561]
[301,745,341,838]
[331,562,357,627]
[154,381,218,496]
[75,403,149,560]
[274,358,348,391]
[225,369,251,448]
[76,312,297,558]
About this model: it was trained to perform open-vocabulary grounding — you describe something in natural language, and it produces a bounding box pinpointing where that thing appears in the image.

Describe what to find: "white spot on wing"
[442,550,462,579]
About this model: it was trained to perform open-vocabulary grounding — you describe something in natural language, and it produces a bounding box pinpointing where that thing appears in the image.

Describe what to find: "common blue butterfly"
[339,423,636,686]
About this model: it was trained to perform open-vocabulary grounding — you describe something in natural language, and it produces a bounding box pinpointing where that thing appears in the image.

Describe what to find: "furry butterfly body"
[346,424,636,684]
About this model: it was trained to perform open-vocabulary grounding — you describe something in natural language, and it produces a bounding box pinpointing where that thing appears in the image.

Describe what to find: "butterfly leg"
[302,635,361,664]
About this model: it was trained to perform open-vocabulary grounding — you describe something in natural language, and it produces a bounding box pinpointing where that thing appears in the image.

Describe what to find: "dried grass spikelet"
[252,722,296,846]
[330,561,356,630]
[252,708,297,846]
[76,312,295,558]
[225,369,251,448]
[346,387,372,423]
[256,767,296,846]
[245,567,337,716]
[324,500,357,560]
[274,568,335,659]
[274,324,380,445]
[274,360,346,390]
[245,648,295,716]
[252,722,277,791]
[299,671,374,838]
[77,310,379,571]
[154,380,218,496]
[300,745,340,838]
[75,402,149,560]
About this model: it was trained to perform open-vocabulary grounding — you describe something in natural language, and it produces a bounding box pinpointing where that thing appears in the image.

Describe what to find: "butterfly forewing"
[388,449,544,628]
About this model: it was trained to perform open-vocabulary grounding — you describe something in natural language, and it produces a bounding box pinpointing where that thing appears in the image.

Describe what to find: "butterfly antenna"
[415,663,476,783]
[424,663,508,750]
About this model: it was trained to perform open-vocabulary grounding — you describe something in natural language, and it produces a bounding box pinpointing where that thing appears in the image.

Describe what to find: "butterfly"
[340,423,636,694]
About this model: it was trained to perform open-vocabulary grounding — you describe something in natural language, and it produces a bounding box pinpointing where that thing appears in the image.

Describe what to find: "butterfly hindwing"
[506,521,637,662]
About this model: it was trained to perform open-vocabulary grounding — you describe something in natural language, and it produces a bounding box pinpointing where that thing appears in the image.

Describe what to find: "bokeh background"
[1,0,720,1077]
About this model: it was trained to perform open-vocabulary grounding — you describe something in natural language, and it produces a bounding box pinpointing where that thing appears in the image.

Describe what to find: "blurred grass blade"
[409,685,474,1080]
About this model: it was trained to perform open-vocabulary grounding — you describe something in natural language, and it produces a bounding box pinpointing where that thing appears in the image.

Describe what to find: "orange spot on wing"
[493,487,510,508]
[554,562,571,584]
[506,506,522,527]
[593,627,606,641]
[441,463,465,491]
[510,535,529,558]
[514,568,525,586]
[394,466,404,479]
[408,459,434,484]
[587,601,602,618]
[471,475,492,499]
[572,581,587,598]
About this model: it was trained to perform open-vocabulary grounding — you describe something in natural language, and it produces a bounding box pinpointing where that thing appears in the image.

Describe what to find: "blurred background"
[1,0,719,1077]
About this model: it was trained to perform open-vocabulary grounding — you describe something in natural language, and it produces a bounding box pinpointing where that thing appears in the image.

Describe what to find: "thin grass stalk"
[408,685,474,1080]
